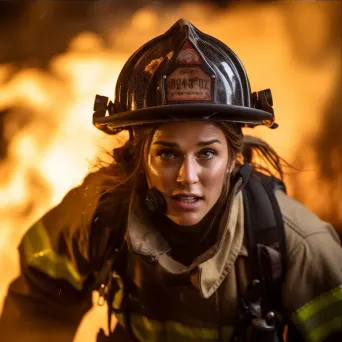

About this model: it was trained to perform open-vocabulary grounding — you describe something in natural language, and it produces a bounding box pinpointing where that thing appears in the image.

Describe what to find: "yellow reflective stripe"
[116,313,126,329]
[22,220,85,290]
[132,315,162,342]
[292,285,342,323]
[291,285,342,342]
[309,316,342,342]
[167,320,217,339]
[130,314,234,342]
[112,276,124,311]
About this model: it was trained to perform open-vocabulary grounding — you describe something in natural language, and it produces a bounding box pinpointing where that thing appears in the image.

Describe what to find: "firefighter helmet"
[93,18,277,134]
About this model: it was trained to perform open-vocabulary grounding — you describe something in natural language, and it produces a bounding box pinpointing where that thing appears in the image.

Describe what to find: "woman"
[0,19,341,342]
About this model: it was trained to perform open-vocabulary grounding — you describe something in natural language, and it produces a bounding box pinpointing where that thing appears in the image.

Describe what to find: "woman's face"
[145,121,231,226]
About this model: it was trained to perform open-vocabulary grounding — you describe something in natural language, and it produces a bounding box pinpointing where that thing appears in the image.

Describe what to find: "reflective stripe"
[116,313,127,330]
[291,285,342,342]
[310,317,342,342]
[129,314,234,342]
[22,220,85,290]
[112,276,124,311]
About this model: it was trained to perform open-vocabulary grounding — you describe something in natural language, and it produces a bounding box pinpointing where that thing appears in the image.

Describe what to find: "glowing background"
[0,1,340,340]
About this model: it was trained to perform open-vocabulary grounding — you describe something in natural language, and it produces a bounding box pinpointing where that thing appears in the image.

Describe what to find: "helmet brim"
[93,103,274,133]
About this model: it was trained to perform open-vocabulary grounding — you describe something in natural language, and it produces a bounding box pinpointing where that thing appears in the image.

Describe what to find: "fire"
[0,2,340,341]
[0,31,129,331]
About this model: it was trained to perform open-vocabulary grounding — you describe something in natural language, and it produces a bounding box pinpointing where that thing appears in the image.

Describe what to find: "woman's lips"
[171,197,203,210]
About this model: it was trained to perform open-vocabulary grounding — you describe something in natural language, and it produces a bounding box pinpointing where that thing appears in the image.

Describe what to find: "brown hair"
[216,122,293,180]
[96,122,292,208]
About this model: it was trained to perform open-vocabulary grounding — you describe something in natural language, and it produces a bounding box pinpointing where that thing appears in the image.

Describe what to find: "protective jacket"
[0,169,341,342]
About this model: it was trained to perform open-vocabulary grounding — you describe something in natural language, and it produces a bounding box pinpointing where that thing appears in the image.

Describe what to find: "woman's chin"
[167,213,203,226]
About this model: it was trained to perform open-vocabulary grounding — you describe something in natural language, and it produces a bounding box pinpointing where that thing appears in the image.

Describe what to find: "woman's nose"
[176,157,199,185]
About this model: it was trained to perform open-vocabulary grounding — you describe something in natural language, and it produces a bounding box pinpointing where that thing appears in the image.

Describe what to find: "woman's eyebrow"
[152,139,221,147]
[198,139,221,146]
[152,141,179,147]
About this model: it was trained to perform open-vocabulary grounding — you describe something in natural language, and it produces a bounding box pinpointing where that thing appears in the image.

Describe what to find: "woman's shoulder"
[50,169,107,222]
[56,166,128,219]
[38,167,130,270]
[40,166,128,246]
[274,190,341,256]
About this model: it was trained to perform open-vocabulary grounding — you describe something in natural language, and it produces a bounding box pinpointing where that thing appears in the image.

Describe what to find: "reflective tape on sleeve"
[129,314,234,342]
[291,285,342,342]
[22,220,85,290]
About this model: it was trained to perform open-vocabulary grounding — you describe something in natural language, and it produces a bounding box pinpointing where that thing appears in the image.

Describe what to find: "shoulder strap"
[240,164,287,304]
[237,163,287,342]
[90,193,133,341]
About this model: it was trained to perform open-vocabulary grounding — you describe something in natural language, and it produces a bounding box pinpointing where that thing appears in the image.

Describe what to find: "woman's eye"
[199,150,216,159]
[159,150,176,160]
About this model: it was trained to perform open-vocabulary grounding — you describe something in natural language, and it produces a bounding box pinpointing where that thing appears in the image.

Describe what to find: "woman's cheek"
[147,160,173,191]
[158,169,175,191]
[204,161,227,183]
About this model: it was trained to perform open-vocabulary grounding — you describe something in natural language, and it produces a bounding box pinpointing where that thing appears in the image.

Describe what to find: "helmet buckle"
[252,89,274,115]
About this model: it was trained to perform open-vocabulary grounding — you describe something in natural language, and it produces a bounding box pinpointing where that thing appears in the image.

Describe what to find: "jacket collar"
[127,178,245,298]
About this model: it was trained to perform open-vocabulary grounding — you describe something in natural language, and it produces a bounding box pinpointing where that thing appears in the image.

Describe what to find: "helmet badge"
[176,41,201,65]
[166,41,213,102]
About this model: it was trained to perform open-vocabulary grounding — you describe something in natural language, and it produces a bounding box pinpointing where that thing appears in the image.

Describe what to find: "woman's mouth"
[171,195,203,210]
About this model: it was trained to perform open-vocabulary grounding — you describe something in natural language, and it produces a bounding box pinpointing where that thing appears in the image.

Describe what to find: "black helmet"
[93,18,277,135]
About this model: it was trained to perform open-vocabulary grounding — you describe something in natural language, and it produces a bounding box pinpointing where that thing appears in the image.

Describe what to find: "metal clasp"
[97,283,108,306]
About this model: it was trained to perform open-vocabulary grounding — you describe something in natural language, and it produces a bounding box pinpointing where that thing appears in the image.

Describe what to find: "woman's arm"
[282,220,342,342]
[275,190,342,342]
[0,266,93,342]
[0,172,107,342]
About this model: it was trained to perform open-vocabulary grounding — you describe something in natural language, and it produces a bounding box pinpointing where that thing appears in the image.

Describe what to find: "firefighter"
[0,18,341,342]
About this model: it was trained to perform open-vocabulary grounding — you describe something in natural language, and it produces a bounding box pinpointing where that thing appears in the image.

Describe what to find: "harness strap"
[236,164,287,342]
[91,192,137,341]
